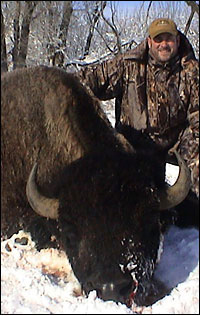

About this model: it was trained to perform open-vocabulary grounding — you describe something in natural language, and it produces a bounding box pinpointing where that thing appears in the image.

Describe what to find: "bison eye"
[65,232,76,247]
[59,219,79,249]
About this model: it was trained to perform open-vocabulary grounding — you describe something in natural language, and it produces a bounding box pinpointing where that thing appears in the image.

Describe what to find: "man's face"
[148,32,180,63]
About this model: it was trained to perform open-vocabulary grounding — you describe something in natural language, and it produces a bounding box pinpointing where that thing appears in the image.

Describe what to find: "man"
[77,18,199,200]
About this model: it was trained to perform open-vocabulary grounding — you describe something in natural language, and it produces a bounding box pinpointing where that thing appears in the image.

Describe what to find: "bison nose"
[100,277,134,303]
[84,273,134,304]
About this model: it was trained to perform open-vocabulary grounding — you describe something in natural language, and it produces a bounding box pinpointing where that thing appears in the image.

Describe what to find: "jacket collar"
[147,53,180,71]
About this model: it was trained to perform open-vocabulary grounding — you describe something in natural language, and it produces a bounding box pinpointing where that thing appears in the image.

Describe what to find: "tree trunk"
[59,1,73,46]
[12,1,21,70]
[184,1,199,35]
[17,1,37,68]
[47,1,73,68]
[1,8,8,72]
[184,1,199,15]
[83,1,107,58]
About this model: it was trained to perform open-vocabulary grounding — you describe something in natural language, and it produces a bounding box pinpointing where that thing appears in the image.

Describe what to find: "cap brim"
[151,30,178,39]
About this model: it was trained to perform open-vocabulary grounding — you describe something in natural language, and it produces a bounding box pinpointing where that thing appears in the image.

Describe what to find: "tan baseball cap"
[148,18,178,39]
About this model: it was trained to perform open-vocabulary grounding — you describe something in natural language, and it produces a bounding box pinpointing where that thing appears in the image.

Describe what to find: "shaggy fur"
[1,66,132,238]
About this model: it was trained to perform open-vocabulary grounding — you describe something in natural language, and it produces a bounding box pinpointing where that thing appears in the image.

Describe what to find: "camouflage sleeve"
[187,60,199,136]
[76,54,124,100]
[178,60,199,197]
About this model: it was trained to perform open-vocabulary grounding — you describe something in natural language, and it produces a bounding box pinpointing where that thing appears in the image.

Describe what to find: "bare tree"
[1,1,38,70]
[145,1,153,25]
[185,1,199,14]
[18,1,37,68]
[12,1,21,69]
[47,1,73,67]
[1,6,8,72]
[83,1,107,57]
[184,1,199,35]
[11,1,38,69]
[100,1,122,54]
[1,1,198,71]
[59,1,73,45]
[79,1,125,58]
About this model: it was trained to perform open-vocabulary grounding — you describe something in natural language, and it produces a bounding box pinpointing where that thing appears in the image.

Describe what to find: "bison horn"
[26,163,59,219]
[158,150,191,210]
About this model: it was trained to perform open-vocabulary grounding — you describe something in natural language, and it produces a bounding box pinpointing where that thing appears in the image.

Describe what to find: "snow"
[1,224,199,314]
[1,232,133,314]
[154,225,199,289]
[1,102,199,314]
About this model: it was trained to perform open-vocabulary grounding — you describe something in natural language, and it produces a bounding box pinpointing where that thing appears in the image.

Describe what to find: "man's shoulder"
[178,31,198,67]
[181,56,199,71]
[180,57,199,85]
[123,39,148,61]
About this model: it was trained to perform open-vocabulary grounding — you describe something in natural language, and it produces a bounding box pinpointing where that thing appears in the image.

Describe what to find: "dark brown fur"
[1,66,132,238]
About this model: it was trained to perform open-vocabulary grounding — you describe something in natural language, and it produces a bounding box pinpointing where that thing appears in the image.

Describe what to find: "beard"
[149,47,176,63]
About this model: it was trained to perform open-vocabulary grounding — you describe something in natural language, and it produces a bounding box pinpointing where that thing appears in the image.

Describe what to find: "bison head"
[26,149,190,305]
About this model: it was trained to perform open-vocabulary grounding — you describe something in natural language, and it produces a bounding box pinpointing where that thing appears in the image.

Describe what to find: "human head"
[147,18,180,63]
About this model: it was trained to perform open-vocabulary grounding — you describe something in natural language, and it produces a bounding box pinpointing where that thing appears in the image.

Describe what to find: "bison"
[1,66,190,306]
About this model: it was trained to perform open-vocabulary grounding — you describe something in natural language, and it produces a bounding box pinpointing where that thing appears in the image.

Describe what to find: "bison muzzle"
[26,147,190,305]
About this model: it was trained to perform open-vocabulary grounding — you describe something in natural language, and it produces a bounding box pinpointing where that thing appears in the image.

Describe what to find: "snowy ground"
[1,223,199,314]
[1,101,199,314]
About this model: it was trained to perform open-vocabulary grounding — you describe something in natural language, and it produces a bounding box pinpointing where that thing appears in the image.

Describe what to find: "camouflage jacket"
[77,31,199,149]
[77,31,199,196]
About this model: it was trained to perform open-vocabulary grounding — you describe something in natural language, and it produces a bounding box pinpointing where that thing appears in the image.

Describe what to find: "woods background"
[1,1,199,73]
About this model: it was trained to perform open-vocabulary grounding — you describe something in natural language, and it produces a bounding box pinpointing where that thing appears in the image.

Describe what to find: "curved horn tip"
[158,150,191,210]
[26,163,59,220]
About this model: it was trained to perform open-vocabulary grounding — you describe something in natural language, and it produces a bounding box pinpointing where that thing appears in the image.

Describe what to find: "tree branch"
[100,1,122,53]
[184,1,199,35]
[185,1,199,14]
[184,8,195,35]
